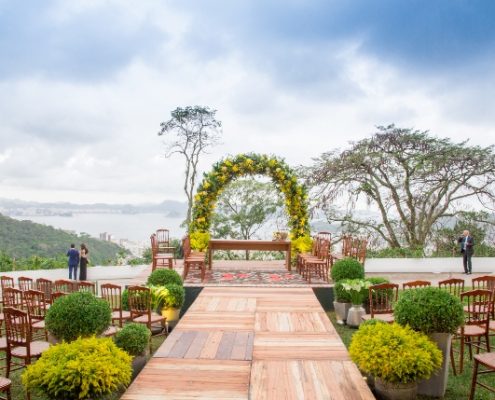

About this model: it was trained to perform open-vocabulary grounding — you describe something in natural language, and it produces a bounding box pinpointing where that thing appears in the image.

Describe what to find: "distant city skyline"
[1,1,494,205]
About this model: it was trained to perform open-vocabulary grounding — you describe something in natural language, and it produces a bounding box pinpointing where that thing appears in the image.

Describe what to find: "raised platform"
[121,286,374,400]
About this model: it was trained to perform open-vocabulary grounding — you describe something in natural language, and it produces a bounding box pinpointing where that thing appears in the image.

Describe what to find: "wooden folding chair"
[182,236,206,282]
[101,283,131,327]
[402,280,431,290]
[128,286,166,353]
[451,289,492,375]
[4,307,50,378]
[35,278,53,305]
[17,277,33,292]
[24,290,48,341]
[362,283,399,323]
[78,281,96,295]
[53,279,77,294]
[438,278,465,298]
[469,352,495,400]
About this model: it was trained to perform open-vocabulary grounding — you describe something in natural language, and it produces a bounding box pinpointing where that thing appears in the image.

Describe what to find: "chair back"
[0,276,14,290]
[356,239,368,265]
[156,229,170,247]
[438,278,465,298]
[472,276,495,292]
[341,235,352,257]
[18,276,34,292]
[461,289,492,328]
[182,236,192,258]
[402,280,431,290]
[369,283,399,317]
[78,281,96,295]
[4,307,32,350]
[36,278,53,300]
[24,290,47,320]
[2,287,24,308]
[53,279,76,293]
[317,239,331,260]
[101,283,123,312]
[127,286,152,319]
[50,291,67,303]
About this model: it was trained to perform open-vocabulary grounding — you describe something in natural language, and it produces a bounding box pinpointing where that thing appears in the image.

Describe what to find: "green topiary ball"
[330,258,364,282]
[114,323,151,356]
[147,269,183,286]
[394,287,464,334]
[45,292,111,342]
[22,337,132,400]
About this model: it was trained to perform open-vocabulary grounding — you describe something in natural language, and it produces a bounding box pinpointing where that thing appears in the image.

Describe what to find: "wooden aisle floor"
[121,287,375,400]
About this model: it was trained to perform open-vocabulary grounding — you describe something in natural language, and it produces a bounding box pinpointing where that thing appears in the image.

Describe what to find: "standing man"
[458,230,474,274]
[67,243,80,280]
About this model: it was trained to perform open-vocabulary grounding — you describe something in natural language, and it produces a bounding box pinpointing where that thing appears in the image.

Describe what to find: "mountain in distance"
[0,197,187,217]
[0,213,124,264]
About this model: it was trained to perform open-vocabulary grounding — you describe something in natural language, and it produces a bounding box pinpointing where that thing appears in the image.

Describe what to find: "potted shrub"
[340,279,371,328]
[350,322,442,400]
[22,336,132,399]
[151,283,186,328]
[147,268,183,286]
[394,287,464,397]
[330,258,364,324]
[114,323,151,380]
[45,292,111,342]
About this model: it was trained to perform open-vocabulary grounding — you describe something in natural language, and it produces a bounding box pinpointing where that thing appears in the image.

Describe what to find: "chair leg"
[469,357,479,400]
[6,351,11,378]
[460,335,465,374]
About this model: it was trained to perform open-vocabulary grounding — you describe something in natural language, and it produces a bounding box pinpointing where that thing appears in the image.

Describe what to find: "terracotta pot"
[333,301,351,325]
[375,378,417,400]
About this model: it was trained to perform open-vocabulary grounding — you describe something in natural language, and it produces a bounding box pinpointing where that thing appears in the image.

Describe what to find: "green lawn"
[327,311,495,400]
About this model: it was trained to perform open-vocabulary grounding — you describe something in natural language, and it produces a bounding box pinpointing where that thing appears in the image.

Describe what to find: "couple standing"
[67,243,89,280]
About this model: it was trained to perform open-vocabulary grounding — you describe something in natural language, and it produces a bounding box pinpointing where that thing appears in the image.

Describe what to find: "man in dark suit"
[458,230,474,274]
[66,243,80,280]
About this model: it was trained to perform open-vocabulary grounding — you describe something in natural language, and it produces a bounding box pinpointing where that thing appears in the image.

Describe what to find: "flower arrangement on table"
[341,279,371,305]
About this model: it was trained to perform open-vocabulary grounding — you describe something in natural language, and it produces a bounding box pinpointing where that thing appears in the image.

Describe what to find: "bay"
[10,213,186,244]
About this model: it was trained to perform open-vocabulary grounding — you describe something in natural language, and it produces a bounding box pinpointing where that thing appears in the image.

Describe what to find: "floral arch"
[190,153,310,241]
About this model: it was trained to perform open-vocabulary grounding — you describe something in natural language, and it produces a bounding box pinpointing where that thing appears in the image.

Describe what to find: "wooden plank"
[167,331,196,358]
[216,331,237,360]
[184,330,209,359]
[230,331,251,361]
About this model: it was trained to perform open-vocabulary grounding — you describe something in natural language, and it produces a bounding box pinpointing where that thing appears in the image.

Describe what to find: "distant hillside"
[0,213,125,264]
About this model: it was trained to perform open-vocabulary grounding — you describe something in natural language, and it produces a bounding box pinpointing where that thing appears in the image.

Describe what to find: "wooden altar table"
[208,239,292,271]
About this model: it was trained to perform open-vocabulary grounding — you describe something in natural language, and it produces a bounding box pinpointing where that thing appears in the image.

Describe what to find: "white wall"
[365,257,494,273]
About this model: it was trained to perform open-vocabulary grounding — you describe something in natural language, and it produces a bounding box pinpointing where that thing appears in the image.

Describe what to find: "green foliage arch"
[190,153,310,239]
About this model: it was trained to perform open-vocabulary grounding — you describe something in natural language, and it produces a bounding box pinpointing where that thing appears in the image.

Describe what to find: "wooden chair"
[151,234,175,271]
[101,283,131,327]
[451,289,492,375]
[355,239,368,265]
[341,235,353,257]
[127,286,166,352]
[182,236,206,282]
[50,291,67,303]
[0,277,14,291]
[301,238,331,283]
[438,278,465,298]
[23,290,48,341]
[297,235,318,274]
[469,352,495,400]
[17,277,33,292]
[78,281,96,295]
[3,307,50,378]
[35,278,53,305]
[362,283,399,323]
[402,280,431,290]
[53,279,77,294]
[0,376,11,400]
[2,288,24,310]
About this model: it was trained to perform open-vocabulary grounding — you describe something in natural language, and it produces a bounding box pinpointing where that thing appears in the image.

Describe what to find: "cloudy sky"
[1,0,494,205]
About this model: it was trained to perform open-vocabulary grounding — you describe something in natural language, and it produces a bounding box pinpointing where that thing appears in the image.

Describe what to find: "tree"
[304,125,495,250]
[211,178,283,259]
[158,106,222,227]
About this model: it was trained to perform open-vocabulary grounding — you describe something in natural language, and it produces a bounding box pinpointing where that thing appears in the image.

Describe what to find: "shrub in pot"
[330,258,364,282]
[147,268,183,286]
[394,287,464,397]
[349,322,442,400]
[151,283,186,326]
[115,323,151,380]
[45,292,111,342]
[331,258,364,323]
[22,336,132,400]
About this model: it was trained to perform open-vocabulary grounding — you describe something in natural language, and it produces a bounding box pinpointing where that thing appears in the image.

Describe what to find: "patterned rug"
[183,269,330,286]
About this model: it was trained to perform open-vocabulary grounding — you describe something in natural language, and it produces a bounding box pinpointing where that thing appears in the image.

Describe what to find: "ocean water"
[11,213,186,243]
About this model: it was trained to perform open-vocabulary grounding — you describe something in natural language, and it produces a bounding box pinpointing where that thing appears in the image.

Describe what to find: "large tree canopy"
[305,125,495,249]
